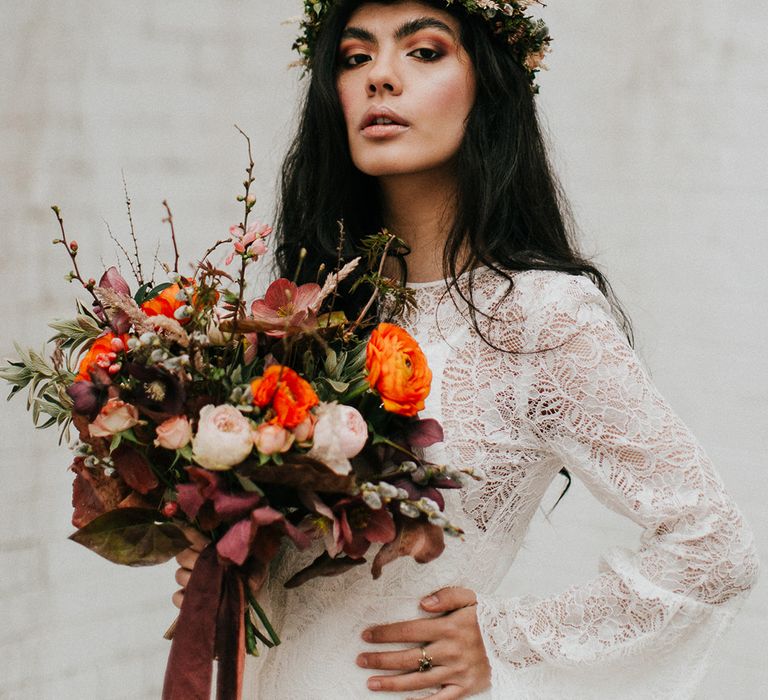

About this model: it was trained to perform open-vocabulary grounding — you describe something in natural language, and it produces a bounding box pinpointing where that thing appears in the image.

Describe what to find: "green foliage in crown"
[293,0,552,91]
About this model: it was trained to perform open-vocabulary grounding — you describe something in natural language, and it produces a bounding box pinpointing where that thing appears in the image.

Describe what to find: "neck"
[378,168,460,283]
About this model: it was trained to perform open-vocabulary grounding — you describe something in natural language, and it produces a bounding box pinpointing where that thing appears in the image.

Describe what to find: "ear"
[420,586,477,612]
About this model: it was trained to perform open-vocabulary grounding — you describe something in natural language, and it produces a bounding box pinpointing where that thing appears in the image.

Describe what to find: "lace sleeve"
[474,274,759,699]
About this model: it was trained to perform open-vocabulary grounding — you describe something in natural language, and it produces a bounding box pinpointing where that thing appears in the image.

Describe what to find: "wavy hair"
[275,0,632,351]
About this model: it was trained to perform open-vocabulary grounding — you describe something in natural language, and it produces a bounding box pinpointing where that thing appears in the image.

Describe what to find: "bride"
[173,2,759,697]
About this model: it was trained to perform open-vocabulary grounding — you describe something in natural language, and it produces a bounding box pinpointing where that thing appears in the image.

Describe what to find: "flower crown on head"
[293,0,552,91]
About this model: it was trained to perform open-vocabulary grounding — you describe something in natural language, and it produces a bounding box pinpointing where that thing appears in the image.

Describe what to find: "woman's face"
[335,1,476,179]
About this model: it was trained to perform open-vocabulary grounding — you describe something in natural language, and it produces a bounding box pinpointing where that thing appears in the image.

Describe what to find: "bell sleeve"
[474,274,759,699]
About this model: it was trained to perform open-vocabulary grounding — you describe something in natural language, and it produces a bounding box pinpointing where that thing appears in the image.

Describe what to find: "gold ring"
[417,646,433,672]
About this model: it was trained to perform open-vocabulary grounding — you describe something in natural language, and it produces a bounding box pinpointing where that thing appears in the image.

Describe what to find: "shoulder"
[473,268,617,352]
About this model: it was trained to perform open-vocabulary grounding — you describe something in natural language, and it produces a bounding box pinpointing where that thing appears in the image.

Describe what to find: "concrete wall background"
[0,1,765,698]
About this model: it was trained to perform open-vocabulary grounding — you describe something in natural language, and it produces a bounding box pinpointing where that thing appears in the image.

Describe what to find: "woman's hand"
[171,527,210,609]
[357,587,491,699]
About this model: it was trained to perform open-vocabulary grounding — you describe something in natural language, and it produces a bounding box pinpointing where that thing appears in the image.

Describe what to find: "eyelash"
[340,47,443,68]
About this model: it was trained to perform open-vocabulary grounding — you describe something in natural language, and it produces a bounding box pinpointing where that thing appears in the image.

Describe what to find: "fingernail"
[362,629,372,642]
[356,655,367,667]
[422,595,439,607]
[368,679,381,690]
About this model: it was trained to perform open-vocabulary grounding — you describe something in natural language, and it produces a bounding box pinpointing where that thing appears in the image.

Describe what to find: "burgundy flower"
[125,362,185,418]
[95,266,132,334]
[332,496,397,559]
[66,367,112,421]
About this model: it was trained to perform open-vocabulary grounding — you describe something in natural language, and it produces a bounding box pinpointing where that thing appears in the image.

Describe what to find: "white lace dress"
[247,268,759,699]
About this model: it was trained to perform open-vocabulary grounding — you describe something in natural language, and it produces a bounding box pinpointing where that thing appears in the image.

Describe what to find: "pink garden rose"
[252,423,295,456]
[307,403,368,475]
[154,415,193,450]
[88,398,140,437]
[192,404,254,471]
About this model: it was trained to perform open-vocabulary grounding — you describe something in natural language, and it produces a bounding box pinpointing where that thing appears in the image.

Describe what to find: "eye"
[409,47,441,61]
[341,52,372,68]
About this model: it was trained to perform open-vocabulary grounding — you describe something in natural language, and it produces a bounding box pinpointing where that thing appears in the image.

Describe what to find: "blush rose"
[192,404,254,471]
[154,415,193,450]
[88,398,140,437]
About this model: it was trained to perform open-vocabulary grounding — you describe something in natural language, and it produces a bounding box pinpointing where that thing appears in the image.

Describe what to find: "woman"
[174,2,759,697]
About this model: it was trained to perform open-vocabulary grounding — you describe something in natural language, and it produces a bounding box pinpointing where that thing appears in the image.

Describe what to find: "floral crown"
[293,0,552,91]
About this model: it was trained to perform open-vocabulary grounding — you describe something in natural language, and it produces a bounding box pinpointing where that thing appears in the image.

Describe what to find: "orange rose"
[75,332,127,382]
[250,365,319,429]
[365,323,431,416]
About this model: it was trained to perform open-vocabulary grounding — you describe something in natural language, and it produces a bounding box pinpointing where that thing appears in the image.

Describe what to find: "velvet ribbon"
[162,544,247,700]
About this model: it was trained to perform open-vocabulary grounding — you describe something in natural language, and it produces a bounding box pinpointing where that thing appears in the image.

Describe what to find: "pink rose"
[154,415,193,450]
[307,403,368,475]
[88,398,140,437]
[192,404,254,471]
[252,423,295,456]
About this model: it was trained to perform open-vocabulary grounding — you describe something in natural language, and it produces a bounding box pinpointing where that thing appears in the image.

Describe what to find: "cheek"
[422,72,475,142]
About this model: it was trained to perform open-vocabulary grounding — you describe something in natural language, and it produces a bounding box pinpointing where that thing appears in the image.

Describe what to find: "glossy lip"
[359,106,410,138]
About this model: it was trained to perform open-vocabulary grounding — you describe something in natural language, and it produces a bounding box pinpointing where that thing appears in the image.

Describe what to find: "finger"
[175,566,191,588]
[420,587,477,613]
[414,684,464,700]
[368,666,451,694]
[175,547,200,570]
[171,589,184,610]
[363,617,445,644]
[358,642,444,672]
[181,527,210,552]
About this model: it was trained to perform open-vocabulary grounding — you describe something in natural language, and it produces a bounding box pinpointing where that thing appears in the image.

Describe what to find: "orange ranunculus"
[75,332,128,382]
[365,323,431,417]
[140,284,186,320]
[250,365,319,429]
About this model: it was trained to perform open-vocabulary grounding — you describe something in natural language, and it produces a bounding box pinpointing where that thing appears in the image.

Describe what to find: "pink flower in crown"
[250,278,321,337]
[225,222,272,266]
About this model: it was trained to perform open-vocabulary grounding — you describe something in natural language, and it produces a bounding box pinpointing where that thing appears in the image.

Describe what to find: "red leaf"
[371,519,445,579]
[71,458,127,528]
[112,445,159,494]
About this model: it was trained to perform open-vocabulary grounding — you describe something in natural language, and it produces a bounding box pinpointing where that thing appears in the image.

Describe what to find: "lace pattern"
[250,268,758,699]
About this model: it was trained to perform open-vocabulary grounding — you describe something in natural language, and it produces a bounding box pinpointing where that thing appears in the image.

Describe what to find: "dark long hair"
[275,0,632,346]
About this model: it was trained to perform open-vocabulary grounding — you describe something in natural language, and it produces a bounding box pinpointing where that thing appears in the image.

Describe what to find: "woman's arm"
[475,275,759,697]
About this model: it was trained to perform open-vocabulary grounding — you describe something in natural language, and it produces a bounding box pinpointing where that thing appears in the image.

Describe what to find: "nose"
[365,52,402,97]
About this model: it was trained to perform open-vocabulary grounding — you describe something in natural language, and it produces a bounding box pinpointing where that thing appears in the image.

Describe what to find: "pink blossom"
[88,398,140,437]
[250,278,321,337]
[154,415,193,450]
[225,222,272,265]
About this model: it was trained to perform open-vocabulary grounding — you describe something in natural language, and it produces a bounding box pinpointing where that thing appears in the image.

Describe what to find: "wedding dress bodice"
[248,268,758,699]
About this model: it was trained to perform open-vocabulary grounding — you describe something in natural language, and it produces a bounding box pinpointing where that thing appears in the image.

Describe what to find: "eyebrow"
[340,17,457,44]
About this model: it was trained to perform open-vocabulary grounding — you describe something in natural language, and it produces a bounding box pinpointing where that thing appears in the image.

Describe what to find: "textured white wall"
[0,1,765,698]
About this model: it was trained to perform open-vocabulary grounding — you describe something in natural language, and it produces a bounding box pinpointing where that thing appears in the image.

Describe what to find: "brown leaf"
[284,551,367,588]
[69,508,191,566]
[371,519,445,579]
[239,456,356,494]
[71,458,127,528]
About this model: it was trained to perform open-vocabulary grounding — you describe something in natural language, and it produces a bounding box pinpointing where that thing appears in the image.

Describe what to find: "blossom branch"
[162,200,180,273]
[50,206,100,308]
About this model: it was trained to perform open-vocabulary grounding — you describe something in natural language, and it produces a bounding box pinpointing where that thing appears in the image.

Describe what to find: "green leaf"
[323,378,349,393]
[68,508,191,566]
[110,433,123,452]
[234,472,265,495]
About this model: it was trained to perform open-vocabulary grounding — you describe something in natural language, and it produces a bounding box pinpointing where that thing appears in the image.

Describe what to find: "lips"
[359,106,410,137]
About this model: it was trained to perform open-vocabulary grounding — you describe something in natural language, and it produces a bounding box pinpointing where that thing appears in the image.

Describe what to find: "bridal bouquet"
[0,137,478,700]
